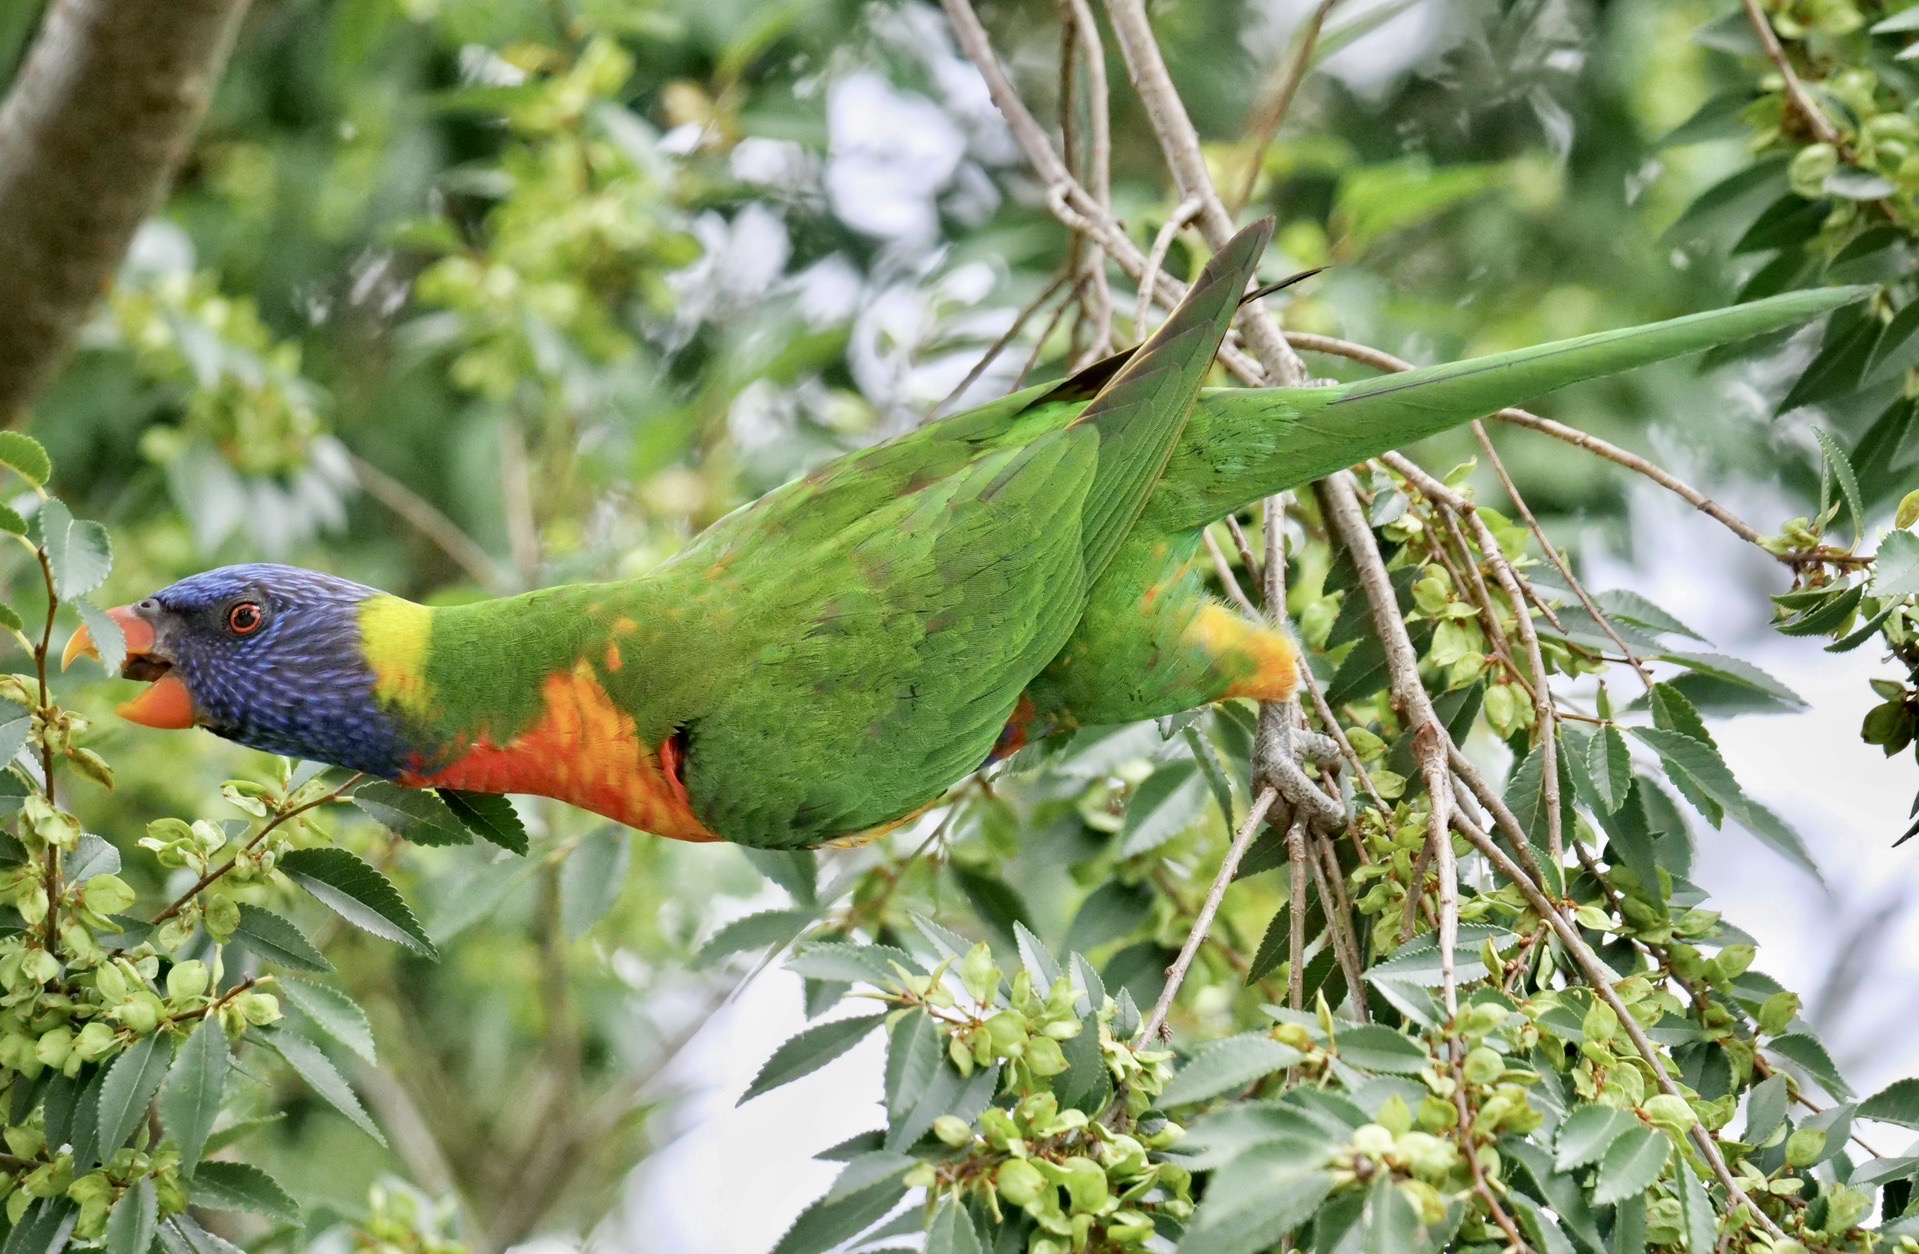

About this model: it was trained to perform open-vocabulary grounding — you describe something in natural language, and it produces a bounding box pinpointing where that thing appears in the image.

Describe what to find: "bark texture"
[0,0,252,423]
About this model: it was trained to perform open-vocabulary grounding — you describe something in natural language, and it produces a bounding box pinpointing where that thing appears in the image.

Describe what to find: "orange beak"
[60,606,196,730]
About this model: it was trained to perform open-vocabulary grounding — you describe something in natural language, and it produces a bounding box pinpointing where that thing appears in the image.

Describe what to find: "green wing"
[669,221,1272,849]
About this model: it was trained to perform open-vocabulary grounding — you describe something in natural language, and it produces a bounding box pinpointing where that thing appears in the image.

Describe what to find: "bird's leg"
[1255,696,1347,833]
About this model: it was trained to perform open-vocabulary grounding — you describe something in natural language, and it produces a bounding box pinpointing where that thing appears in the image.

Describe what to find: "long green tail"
[1150,285,1869,529]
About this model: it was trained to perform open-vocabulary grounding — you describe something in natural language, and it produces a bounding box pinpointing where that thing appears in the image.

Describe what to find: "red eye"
[227,603,262,635]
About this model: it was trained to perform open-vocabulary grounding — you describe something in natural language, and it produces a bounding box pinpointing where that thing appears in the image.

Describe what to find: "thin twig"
[1141,786,1279,1041]
[1739,0,1842,147]
[1135,197,1202,340]
[1231,0,1343,212]
[934,270,1072,418]
[1449,810,1786,1241]
[1204,530,1261,617]
[149,775,363,927]
[350,452,509,593]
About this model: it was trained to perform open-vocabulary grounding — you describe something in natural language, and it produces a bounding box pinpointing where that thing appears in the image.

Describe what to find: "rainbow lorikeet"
[67,220,1859,850]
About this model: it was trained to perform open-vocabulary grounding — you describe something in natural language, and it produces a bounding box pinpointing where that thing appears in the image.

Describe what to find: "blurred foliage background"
[1,0,1914,1248]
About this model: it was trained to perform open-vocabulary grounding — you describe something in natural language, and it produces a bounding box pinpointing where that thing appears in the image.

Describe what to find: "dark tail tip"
[1238,267,1326,309]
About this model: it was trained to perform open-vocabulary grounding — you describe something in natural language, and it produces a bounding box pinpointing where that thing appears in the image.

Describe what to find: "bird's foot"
[1255,701,1349,833]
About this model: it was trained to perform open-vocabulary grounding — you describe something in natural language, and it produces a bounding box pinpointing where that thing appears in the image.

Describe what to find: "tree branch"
[0,0,253,422]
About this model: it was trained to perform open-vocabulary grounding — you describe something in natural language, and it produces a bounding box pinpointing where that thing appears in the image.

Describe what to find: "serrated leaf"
[1771,1030,1852,1098]
[1118,759,1209,856]
[190,1162,299,1223]
[159,1214,244,1254]
[436,790,527,854]
[1065,880,1154,955]
[884,1009,943,1130]
[0,701,31,769]
[1874,6,1919,30]
[925,1199,983,1254]
[1629,728,1821,875]
[36,499,111,601]
[232,904,331,973]
[74,600,126,677]
[1745,1073,1789,1144]
[1554,1104,1639,1171]
[698,908,814,964]
[0,433,51,486]
[1875,530,1919,600]
[260,1028,385,1144]
[740,1013,886,1104]
[788,941,918,987]
[1859,1077,1919,1127]
[1177,1144,1334,1254]
[1813,428,1866,544]
[1333,1025,1430,1075]
[1587,726,1633,814]
[96,1032,173,1155]
[279,847,435,957]
[1656,651,1805,707]
[768,1161,909,1254]
[559,826,630,939]
[5,1200,76,1254]
[1592,1126,1670,1206]
[349,781,471,846]
[160,1017,227,1173]
[105,1178,156,1254]
[1162,1033,1304,1107]
[1677,1160,1715,1252]
[281,979,376,1064]
[742,848,818,905]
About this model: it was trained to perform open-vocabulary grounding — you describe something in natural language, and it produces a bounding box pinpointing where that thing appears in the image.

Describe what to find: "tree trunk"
[0,0,252,423]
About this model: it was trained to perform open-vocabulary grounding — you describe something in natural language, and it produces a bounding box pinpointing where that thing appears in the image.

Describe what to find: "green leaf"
[1874,6,1919,30]
[768,1158,910,1254]
[1628,728,1820,868]
[1554,1104,1639,1171]
[260,1028,385,1144]
[1874,530,1919,600]
[1591,1126,1670,1206]
[884,1009,943,1133]
[281,979,376,1064]
[97,1032,173,1155]
[189,1162,299,1224]
[1360,1172,1423,1254]
[105,1178,156,1254]
[4,1200,76,1254]
[1334,1025,1430,1075]
[1587,726,1633,814]
[74,600,126,677]
[1066,880,1155,955]
[0,701,31,768]
[232,904,332,973]
[1813,427,1866,543]
[1859,1077,1919,1127]
[36,499,111,601]
[1118,759,1209,856]
[160,1017,228,1173]
[1676,1161,1716,1253]
[159,1214,244,1254]
[278,847,436,957]
[1592,590,1705,641]
[0,503,26,538]
[1184,724,1238,826]
[436,790,527,854]
[559,826,630,939]
[1746,1073,1790,1144]
[788,942,919,987]
[0,433,51,486]
[1162,1033,1304,1106]
[742,848,817,905]
[741,1013,886,1104]
[349,781,472,846]
[698,908,814,965]
[1177,1143,1334,1254]
[952,866,1034,953]
[1655,651,1805,708]
[924,1199,983,1254]
[1771,1031,1852,1098]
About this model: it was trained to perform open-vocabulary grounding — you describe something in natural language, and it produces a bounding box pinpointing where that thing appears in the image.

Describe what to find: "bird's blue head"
[66,564,410,777]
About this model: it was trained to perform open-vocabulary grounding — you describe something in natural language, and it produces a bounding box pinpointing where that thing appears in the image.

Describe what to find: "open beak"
[60,606,195,730]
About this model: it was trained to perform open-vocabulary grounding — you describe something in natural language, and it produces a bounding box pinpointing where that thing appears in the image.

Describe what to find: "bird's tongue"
[116,674,195,730]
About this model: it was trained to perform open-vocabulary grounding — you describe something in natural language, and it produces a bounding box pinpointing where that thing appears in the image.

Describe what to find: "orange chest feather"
[399,662,719,843]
